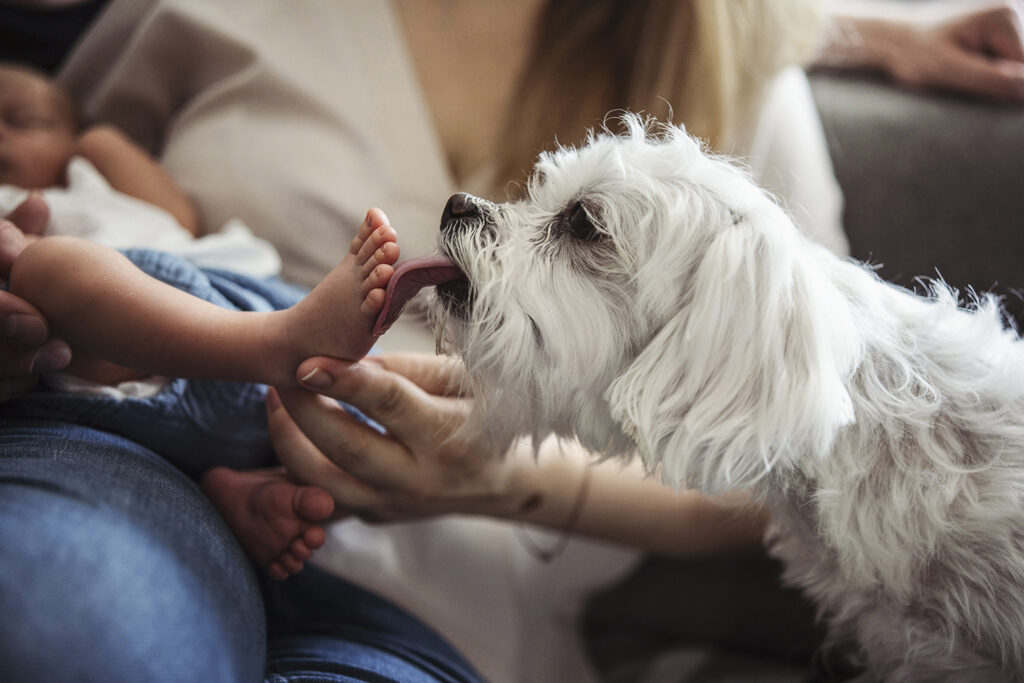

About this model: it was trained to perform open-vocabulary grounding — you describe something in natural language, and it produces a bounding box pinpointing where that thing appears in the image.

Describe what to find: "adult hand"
[267,353,527,523]
[0,195,71,399]
[823,1,1024,102]
[893,2,1024,102]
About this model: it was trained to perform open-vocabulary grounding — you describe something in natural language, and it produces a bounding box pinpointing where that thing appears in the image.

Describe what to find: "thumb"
[6,194,50,236]
[296,356,458,448]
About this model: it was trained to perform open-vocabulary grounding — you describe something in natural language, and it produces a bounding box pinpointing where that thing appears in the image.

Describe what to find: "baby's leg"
[2,219,147,385]
[200,467,335,580]
[282,207,400,362]
[9,209,400,386]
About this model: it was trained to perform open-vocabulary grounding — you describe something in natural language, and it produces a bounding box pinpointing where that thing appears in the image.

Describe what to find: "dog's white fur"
[430,115,1024,680]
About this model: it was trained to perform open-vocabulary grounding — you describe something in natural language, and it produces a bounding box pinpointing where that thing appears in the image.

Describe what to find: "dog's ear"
[608,209,858,492]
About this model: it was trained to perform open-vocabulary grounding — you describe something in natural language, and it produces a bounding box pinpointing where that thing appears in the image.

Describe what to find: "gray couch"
[584,70,1024,683]
[814,71,1024,325]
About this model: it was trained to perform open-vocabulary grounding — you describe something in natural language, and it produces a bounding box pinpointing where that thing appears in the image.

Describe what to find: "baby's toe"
[302,524,327,550]
[360,244,400,281]
[360,263,395,296]
[349,208,390,255]
[268,561,289,581]
[290,538,313,561]
[356,225,397,265]
[279,553,304,575]
[294,486,335,521]
[360,288,387,316]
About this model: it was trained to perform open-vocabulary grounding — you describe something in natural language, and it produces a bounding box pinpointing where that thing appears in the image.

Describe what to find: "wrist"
[459,438,547,520]
[492,437,590,526]
[823,16,901,73]
[820,3,926,76]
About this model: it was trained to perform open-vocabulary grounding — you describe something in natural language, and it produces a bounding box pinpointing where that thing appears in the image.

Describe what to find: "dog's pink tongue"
[374,254,464,335]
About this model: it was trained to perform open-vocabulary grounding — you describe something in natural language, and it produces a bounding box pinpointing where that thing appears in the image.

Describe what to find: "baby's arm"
[75,125,200,236]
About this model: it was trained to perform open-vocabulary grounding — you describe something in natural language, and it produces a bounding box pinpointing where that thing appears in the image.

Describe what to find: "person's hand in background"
[821,1,1024,102]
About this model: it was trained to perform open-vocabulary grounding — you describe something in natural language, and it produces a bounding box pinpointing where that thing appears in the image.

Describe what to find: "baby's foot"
[200,466,336,580]
[285,208,400,362]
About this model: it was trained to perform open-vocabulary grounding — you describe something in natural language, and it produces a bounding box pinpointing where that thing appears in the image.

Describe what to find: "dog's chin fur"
[429,115,1024,679]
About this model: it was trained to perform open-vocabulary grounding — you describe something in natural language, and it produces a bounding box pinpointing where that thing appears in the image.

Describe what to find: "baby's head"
[0,63,78,189]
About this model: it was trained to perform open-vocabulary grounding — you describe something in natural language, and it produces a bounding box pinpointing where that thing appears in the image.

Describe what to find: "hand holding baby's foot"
[284,208,399,364]
[0,195,48,275]
[200,467,336,580]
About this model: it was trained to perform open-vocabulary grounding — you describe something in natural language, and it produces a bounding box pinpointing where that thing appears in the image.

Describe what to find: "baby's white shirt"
[0,157,283,398]
[0,156,281,279]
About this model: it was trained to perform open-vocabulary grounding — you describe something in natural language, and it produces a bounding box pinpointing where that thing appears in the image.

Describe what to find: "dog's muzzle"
[434,192,480,316]
[440,192,483,234]
[371,193,476,335]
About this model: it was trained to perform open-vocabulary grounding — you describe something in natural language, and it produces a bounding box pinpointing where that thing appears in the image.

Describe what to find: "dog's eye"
[560,201,601,242]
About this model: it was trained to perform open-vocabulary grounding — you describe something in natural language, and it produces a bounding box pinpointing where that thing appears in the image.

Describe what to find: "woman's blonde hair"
[497,0,822,193]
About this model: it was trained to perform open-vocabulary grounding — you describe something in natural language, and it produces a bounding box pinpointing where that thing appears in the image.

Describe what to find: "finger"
[297,354,466,397]
[295,357,469,448]
[371,352,469,397]
[0,221,34,279]
[6,194,50,236]
[276,385,420,490]
[266,387,390,503]
[31,339,72,373]
[0,290,49,346]
[0,338,73,382]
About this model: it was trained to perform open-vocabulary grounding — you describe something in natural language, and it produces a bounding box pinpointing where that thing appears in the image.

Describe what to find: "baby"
[1,63,395,580]
[0,62,197,233]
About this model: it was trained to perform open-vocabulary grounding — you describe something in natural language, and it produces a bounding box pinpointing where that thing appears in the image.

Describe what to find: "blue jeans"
[0,419,481,682]
[0,251,481,682]
[2,249,301,476]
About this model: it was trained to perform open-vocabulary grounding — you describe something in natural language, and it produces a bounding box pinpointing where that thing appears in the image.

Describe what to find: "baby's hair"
[0,61,81,132]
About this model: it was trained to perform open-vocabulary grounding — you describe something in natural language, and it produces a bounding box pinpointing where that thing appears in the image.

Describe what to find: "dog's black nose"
[441,192,482,229]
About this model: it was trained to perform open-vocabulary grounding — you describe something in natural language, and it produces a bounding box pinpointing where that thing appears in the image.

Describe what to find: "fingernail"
[3,314,47,345]
[265,387,282,411]
[30,343,71,373]
[300,366,333,389]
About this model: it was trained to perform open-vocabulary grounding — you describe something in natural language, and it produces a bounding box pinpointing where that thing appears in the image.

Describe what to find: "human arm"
[817,0,1024,102]
[74,124,200,235]
[268,353,768,557]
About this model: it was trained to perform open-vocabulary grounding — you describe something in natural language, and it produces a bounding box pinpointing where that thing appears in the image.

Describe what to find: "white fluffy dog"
[383,115,1024,680]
